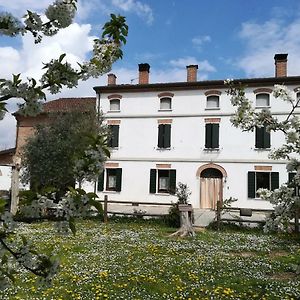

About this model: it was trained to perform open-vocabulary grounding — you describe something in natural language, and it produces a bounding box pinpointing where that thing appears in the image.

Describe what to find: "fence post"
[104,195,108,223]
[216,200,221,231]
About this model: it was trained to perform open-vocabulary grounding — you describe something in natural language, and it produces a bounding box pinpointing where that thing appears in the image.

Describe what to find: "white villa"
[87,53,300,210]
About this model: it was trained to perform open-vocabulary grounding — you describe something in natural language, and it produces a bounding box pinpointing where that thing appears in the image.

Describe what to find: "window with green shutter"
[205,123,219,149]
[149,169,176,194]
[248,171,279,198]
[158,124,171,148]
[255,125,270,149]
[104,168,122,192]
[97,170,104,192]
[108,125,119,148]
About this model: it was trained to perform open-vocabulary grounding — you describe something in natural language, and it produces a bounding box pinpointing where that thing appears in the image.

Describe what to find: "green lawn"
[1,219,300,300]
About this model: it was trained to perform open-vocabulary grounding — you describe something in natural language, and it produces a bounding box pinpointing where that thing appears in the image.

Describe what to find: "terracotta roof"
[43,97,96,113]
[0,148,15,155]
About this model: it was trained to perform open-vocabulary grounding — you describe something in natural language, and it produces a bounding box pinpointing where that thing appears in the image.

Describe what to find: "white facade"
[0,166,11,191]
[90,59,300,210]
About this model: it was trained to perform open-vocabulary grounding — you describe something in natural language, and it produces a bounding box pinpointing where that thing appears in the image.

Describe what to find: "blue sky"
[1,0,300,148]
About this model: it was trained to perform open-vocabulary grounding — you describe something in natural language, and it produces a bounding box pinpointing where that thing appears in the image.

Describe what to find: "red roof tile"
[43,97,96,112]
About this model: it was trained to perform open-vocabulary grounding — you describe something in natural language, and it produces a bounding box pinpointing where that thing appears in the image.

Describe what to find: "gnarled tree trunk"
[170,204,195,237]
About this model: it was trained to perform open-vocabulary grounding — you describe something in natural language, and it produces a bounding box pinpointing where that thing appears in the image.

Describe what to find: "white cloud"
[0,114,16,150]
[0,0,53,16]
[170,56,216,73]
[192,35,211,51]
[111,0,154,24]
[0,47,20,78]
[237,18,300,77]
[0,21,97,149]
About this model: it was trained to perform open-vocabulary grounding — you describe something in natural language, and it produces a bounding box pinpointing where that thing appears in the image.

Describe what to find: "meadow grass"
[1,219,300,300]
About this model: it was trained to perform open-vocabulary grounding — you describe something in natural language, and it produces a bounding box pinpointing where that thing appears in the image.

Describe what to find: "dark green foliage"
[164,203,180,228]
[21,111,105,196]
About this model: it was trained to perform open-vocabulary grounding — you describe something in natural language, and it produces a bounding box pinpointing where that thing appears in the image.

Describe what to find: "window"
[205,123,219,149]
[160,97,172,110]
[98,168,122,192]
[108,125,119,148]
[158,124,171,148]
[206,95,219,109]
[149,169,176,194]
[248,171,279,198]
[255,125,270,149]
[256,93,270,107]
[109,99,120,111]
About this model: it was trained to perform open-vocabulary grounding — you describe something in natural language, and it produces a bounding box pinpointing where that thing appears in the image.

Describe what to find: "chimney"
[138,63,150,84]
[274,53,288,77]
[186,65,198,82]
[107,73,117,85]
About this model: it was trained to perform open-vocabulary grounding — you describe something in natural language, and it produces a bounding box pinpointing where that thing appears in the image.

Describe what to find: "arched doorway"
[197,164,226,210]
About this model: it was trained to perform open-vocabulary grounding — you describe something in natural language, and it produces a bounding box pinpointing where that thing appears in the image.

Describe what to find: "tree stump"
[170,204,195,237]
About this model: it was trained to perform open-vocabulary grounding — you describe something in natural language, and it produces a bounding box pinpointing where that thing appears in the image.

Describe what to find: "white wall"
[0,166,11,191]
[93,84,298,209]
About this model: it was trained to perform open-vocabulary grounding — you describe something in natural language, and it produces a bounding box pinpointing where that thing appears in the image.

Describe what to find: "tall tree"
[21,110,109,196]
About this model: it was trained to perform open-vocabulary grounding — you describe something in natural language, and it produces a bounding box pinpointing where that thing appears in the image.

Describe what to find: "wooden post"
[10,166,19,215]
[104,195,108,223]
[216,200,222,231]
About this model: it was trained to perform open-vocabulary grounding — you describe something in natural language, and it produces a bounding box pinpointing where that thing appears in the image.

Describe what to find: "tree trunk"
[10,166,19,215]
[170,205,195,237]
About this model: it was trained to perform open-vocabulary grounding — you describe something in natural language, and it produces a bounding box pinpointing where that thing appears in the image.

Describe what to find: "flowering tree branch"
[0,0,128,288]
[0,0,128,118]
[226,80,300,232]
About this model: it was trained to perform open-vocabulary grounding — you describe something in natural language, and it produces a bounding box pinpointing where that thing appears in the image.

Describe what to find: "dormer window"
[110,99,120,111]
[160,97,172,110]
[256,93,270,107]
[206,95,219,109]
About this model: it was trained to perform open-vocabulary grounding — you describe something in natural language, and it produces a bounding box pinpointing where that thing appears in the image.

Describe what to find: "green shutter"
[158,125,164,148]
[255,126,264,148]
[164,124,171,148]
[212,124,219,148]
[289,172,296,183]
[112,125,119,147]
[116,168,122,192]
[169,170,176,194]
[205,124,212,148]
[263,126,270,148]
[98,170,104,191]
[271,172,279,191]
[149,169,157,193]
[108,125,113,147]
[248,171,256,198]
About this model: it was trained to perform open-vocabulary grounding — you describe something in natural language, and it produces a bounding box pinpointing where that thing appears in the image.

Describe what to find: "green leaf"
[21,235,27,246]
[59,53,66,63]
[69,216,76,235]
[89,199,103,213]
[0,198,6,213]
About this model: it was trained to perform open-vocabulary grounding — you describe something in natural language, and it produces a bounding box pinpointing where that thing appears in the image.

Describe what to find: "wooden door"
[200,177,222,210]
